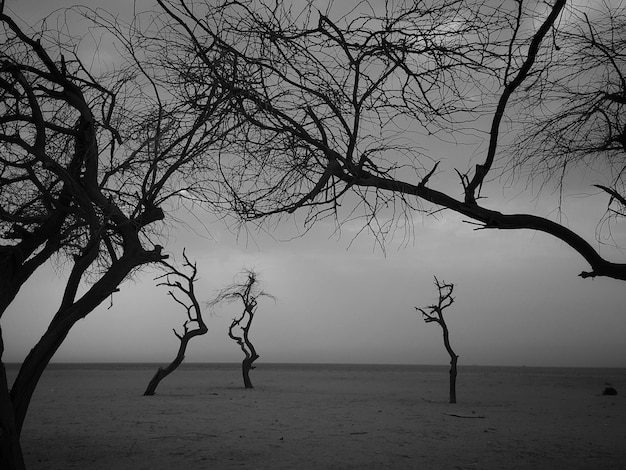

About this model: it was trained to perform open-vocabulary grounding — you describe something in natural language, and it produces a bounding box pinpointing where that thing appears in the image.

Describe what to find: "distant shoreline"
[6,362,626,372]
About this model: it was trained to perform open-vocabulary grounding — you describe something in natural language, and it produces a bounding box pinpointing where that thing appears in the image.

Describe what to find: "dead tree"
[144,250,207,396]
[416,277,459,404]
[228,301,258,389]
[209,270,273,389]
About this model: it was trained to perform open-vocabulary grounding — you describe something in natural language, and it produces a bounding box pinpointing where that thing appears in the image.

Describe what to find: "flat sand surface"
[9,363,626,469]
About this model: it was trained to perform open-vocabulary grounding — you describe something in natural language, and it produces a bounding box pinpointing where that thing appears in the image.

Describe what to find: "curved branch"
[464,0,567,203]
[357,171,626,280]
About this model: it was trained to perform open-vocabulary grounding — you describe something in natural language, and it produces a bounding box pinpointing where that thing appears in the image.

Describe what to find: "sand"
[9,363,626,469]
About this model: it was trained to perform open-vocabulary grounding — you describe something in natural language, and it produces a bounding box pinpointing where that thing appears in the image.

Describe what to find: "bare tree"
[153,0,626,281]
[0,11,160,467]
[144,250,207,396]
[208,270,273,389]
[0,7,231,468]
[416,277,459,404]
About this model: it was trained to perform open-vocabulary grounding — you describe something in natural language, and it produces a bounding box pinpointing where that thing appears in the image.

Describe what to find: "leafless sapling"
[144,250,207,396]
[208,270,273,389]
[416,277,459,404]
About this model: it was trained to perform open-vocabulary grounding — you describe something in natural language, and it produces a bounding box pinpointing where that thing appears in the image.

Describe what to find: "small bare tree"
[144,250,207,396]
[416,277,459,404]
[208,270,273,389]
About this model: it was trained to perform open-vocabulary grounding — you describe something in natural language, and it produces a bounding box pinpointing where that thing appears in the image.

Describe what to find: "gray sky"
[2,0,626,367]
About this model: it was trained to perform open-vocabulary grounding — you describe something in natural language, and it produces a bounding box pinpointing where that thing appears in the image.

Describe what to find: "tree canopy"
[152,0,626,280]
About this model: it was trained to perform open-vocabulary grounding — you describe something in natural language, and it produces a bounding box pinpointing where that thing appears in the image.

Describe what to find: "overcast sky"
[2,0,626,368]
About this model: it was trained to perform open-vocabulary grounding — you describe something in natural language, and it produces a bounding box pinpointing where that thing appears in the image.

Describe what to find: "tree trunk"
[10,320,73,436]
[144,339,188,396]
[0,355,25,470]
[449,355,458,404]
[441,323,458,404]
[242,358,253,389]
[241,355,258,389]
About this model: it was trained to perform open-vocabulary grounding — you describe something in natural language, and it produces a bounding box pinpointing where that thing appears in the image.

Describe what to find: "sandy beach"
[8,363,626,469]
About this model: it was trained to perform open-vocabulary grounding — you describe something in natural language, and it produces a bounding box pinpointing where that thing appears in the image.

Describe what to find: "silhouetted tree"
[416,277,459,404]
[209,270,273,389]
[0,6,231,468]
[144,250,207,396]
[155,0,626,281]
